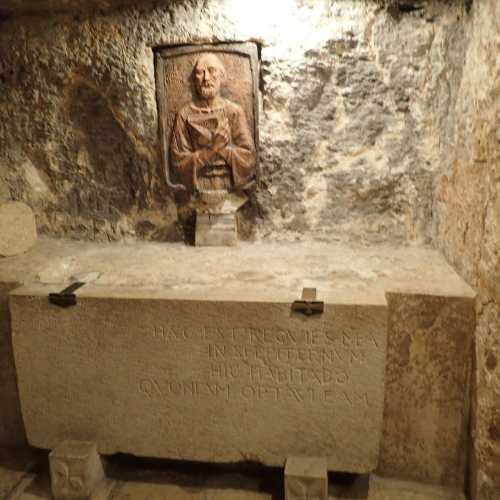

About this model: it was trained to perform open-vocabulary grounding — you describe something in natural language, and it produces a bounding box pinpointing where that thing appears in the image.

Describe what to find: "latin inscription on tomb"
[10,292,388,473]
[138,325,378,408]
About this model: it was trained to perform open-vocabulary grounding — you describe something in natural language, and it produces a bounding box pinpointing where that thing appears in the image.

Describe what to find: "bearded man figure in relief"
[170,53,257,195]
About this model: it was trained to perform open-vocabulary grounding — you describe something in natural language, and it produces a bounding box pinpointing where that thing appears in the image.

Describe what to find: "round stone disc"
[0,201,37,257]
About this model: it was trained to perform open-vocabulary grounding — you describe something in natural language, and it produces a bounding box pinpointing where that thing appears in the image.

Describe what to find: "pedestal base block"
[49,441,105,500]
[196,213,236,247]
[285,457,328,500]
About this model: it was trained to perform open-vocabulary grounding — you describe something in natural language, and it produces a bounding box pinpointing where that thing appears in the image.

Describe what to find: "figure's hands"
[194,118,230,167]
[213,119,230,153]
[196,148,215,165]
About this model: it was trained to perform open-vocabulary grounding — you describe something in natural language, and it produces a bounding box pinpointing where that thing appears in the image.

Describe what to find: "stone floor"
[1,454,466,500]
[0,451,37,500]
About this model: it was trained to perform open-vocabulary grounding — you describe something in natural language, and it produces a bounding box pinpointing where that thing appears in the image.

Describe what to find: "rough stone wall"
[0,0,466,244]
[379,292,475,489]
[434,1,500,499]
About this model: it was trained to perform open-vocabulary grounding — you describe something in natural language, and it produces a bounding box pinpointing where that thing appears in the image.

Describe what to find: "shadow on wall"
[32,80,177,242]
[0,282,27,452]
[64,83,149,232]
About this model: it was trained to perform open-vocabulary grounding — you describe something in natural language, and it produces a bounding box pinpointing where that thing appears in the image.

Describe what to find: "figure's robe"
[170,99,256,191]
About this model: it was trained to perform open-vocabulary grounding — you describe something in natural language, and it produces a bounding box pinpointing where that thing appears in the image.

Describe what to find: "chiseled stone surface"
[378,292,475,489]
[10,285,387,473]
[433,1,500,498]
[0,202,37,257]
[0,1,469,244]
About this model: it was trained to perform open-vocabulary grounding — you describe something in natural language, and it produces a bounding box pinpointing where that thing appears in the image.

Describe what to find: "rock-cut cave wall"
[0,0,468,244]
[434,1,500,499]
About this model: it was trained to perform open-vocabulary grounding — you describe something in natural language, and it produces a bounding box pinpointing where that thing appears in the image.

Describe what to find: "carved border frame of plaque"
[154,43,260,192]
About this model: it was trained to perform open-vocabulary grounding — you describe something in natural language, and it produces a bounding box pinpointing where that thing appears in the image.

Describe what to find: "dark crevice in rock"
[256,42,265,96]
[0,10,12,22]
[386,1,425,19]
[398,2,425,13]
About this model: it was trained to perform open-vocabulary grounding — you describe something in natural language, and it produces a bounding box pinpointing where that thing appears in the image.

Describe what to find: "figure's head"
[193,53,226,100]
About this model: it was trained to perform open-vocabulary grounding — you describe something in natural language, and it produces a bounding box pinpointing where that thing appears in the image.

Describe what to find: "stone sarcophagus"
[9,285,387,473]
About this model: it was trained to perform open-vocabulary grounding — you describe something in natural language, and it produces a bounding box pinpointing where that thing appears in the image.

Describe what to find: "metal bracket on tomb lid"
[292,288,324,316]
[48,282,86,308]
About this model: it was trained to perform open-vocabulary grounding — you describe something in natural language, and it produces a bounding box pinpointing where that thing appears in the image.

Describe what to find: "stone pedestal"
[49,441,105,500]
[285,457,328,500]
[196,213,236,247]
[193,191,247,247]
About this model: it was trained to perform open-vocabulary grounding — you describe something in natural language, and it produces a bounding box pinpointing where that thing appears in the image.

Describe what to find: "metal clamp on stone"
[292,288,324,316]
[48,282,86,308]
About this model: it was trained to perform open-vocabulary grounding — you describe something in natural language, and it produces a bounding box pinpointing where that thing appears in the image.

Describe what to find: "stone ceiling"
[0,0,464,17]
[0,0,165,16]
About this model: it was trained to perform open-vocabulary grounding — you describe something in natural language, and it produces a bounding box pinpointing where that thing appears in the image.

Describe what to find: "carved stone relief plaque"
[155,43,259,246]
